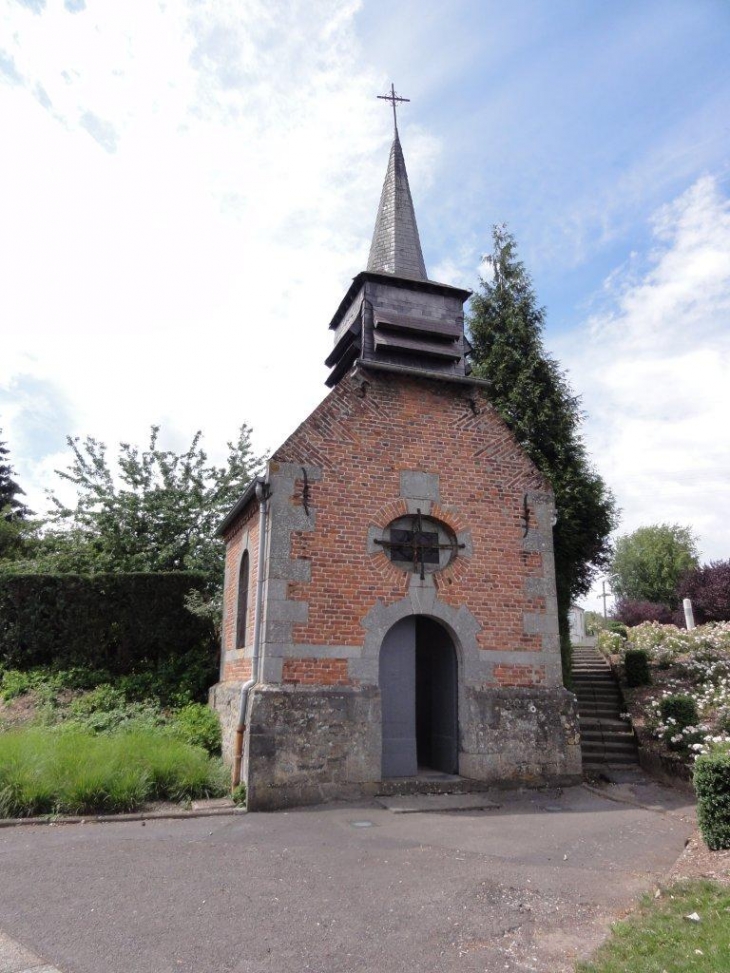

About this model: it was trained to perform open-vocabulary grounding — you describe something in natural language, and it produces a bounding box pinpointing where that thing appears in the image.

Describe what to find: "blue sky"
[1,0,729,611]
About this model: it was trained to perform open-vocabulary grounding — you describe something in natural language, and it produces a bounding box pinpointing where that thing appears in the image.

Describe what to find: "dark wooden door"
[416,617,458,774]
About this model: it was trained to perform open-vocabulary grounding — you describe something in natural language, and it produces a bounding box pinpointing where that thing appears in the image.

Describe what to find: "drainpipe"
[232,479,270,789]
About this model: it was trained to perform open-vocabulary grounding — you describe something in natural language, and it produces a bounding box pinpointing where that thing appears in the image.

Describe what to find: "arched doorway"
[380,616,458,778]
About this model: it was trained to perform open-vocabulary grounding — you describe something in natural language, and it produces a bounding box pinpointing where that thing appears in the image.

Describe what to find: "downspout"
[232,479,270,789]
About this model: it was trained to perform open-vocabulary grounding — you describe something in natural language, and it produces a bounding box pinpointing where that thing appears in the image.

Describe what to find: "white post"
[683,598,695,631]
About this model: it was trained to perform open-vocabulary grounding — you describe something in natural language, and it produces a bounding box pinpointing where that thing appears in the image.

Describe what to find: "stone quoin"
[210,90,581,810]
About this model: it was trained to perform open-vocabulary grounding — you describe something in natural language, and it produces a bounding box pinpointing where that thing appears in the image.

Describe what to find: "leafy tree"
[678,560,730,623]
[467,225,617,681]
[0,430,31,521]
[608,523,699,609]
[612,599,674,627]
[12,425,264,593]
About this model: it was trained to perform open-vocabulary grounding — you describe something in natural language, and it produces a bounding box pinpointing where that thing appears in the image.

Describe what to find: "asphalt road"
[0,775,695,973]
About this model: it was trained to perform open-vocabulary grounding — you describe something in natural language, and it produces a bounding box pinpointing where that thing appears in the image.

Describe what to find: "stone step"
[374,774,493,798]
[580,729,635,743]
[578,703,624,713]
[580,718,630,731]
[586,751,638,765]
[581,740,636,758]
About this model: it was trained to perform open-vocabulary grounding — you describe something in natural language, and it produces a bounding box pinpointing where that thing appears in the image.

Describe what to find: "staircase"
[572,645,639,771]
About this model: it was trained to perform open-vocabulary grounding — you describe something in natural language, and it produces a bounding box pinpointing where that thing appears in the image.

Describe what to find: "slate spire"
[366,130,428,281]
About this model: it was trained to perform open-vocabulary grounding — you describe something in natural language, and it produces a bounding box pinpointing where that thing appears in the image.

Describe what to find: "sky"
[1,0,729,613]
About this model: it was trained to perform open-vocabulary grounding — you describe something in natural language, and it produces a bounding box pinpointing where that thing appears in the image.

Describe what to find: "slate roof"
[366,133,427,281]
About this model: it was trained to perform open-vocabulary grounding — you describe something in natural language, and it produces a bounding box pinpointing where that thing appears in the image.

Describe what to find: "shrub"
[170,704,222,755]
[694,750,730,849]
[659,694,699,730]
[606,621,628,637]
[64,685,163,734]
[597,630,625,656]
[613,599,673,627]
[231,783,246,807]
[624,649,651,687]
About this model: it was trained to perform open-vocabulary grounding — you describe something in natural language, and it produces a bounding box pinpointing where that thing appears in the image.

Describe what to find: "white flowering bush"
[597,630,624,656]
[633,622,730,760]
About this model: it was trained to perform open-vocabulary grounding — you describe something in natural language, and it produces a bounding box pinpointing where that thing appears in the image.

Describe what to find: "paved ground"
[0,773,695,973]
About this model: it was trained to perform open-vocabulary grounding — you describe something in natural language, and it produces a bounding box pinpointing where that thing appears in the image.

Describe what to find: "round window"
[376,511,461,577]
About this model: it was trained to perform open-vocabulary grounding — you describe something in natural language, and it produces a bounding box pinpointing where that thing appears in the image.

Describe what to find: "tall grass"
[0,726,228,817]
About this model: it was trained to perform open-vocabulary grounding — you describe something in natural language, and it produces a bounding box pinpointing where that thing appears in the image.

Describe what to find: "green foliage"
[170,703,222,755]
[467,225,617,682]
[694,752,730,850]
[609,523,699,609]
[606,620,628,637]
[27,425,263,589]
[583,610,607,635]
[659,693,699,730]
[0,431,31,522]
[624,649,651,687]
[231,783,247,807]
[0,572,216,676]
[0,726,228,817]
[64,685,163,734]
[577,880,730,972]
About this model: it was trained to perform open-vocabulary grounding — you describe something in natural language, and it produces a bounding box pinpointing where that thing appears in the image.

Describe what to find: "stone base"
[210,682,582,811]
[459,685,583,786]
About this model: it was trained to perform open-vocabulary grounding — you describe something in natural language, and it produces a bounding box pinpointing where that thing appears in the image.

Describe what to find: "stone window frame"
[383,513,459,575]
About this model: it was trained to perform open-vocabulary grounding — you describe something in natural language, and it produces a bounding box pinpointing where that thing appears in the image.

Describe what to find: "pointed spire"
[367,131,428,281]
[368,84,427,281]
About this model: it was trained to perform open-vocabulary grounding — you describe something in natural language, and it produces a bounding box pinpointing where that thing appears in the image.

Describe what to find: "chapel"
[211,92,581,810]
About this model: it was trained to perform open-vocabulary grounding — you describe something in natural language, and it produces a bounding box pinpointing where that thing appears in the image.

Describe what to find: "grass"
[0,725,228,817]
[577,881,730,973]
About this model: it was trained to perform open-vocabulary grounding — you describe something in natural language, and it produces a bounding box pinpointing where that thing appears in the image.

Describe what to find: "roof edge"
[353,359,490,389]
[216,475,265,538]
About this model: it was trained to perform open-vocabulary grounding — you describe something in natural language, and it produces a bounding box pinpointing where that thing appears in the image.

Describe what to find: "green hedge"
[694,751,730,850]
[0,572,216,673]
[624,648,651,687]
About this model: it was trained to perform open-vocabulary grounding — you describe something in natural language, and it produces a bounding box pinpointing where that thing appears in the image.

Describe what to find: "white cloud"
[557,176,730,611]
[0,0,442,513]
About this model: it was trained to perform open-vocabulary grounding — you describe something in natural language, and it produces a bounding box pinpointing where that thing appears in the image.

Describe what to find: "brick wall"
[272,370,547,658]
[282,658,352,686]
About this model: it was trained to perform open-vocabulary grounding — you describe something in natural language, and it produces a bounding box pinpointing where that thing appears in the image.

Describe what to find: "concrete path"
[0,775,695,973]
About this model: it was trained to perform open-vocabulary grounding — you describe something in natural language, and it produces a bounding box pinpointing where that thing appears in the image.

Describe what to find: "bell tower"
[325,85,473,387]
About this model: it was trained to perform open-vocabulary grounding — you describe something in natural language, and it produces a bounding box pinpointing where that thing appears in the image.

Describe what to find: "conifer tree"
[467,225,617,681]
[0,430,31,521]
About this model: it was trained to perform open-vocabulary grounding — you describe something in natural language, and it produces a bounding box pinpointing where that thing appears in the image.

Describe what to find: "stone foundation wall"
[244,684,381,811]
[209,680,242,760]
[231,682,580,811]
[460,686,582,785]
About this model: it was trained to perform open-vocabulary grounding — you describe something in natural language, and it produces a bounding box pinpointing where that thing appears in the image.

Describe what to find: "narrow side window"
[236,550,250,649]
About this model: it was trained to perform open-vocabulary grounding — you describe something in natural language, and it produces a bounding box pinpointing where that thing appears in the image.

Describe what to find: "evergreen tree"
[0,429,31,521]
[467,225,617,681]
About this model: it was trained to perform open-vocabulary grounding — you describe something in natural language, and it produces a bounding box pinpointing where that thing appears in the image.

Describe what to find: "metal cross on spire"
[377,82,410,135]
